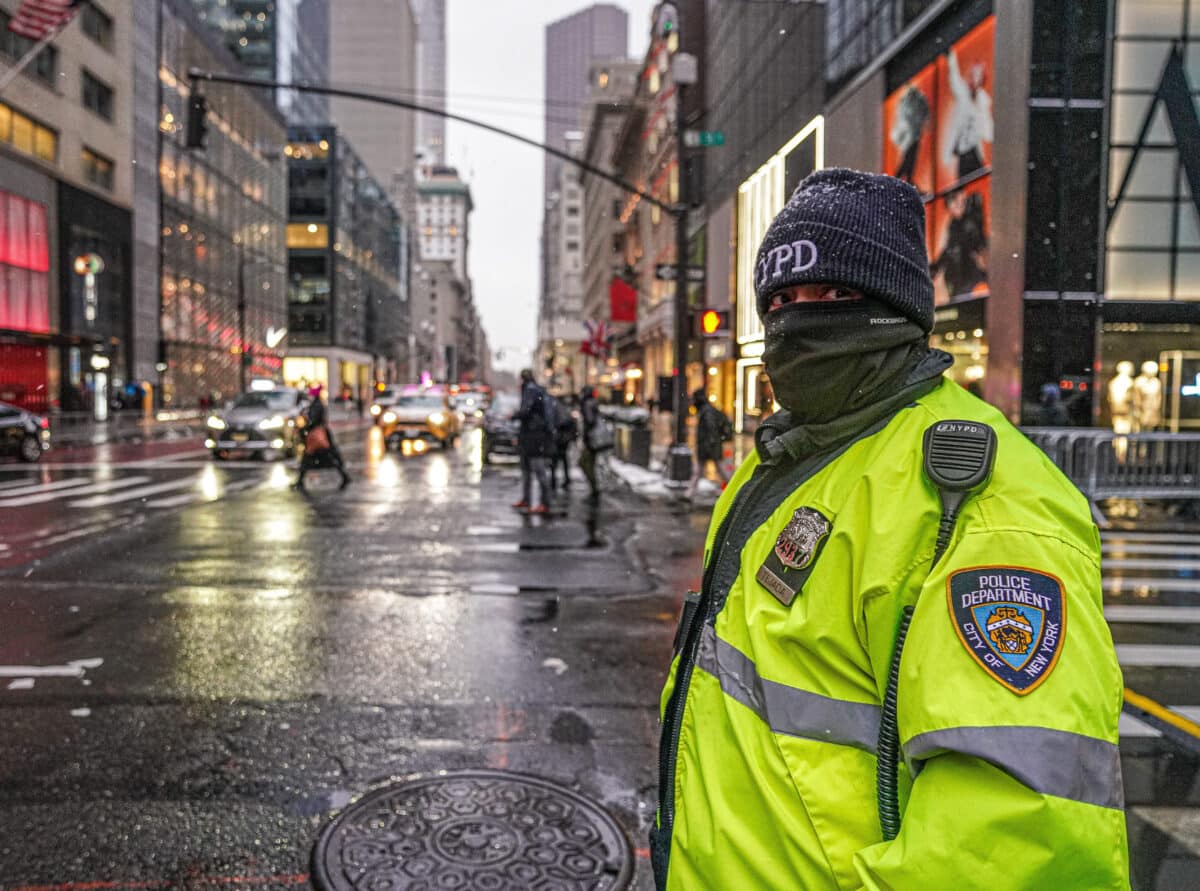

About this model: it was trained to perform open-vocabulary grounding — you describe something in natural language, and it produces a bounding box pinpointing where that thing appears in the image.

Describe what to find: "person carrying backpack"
[578,385,604,502]
[550,396,578,491]
[512,369,555,515]
[685,388,732,501]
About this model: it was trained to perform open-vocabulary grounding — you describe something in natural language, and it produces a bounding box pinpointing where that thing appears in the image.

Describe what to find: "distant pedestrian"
[578,385,605,502]
[550,397,578,491]
[295,384,351,491]
[513,369,554,515]
[685,388,733,501]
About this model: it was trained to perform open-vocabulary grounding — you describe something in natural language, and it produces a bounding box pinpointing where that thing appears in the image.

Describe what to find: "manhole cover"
[312,769,633,890]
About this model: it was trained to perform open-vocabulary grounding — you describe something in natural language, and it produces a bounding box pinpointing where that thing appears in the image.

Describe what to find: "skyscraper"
[188,0,330,124]
[413,0,446,166]
[543,4,628,198]
[328,0,419,214]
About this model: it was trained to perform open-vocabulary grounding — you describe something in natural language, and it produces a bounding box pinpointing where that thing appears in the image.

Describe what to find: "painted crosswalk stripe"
[69,477,198,508]
[144,478,260,508]
[1115,644,1200,667]
[1102,532,1200,544]
[0,477,93,499]
[0,477,44,491]
[1105,576,1200,593]
[0,476,153,507]
[1102,543,1190,556]
[1105,605,1200,624]
[1102,557,1200,571]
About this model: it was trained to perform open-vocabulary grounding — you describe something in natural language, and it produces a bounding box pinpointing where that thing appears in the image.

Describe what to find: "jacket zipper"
[658,460,781,830]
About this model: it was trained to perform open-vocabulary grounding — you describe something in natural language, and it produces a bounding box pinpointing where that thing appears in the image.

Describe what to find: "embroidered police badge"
[948,566,1066,695]
[756,507,831,606]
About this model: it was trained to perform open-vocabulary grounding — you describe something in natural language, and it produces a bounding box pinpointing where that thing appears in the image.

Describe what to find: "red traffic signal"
[693,308,730,338]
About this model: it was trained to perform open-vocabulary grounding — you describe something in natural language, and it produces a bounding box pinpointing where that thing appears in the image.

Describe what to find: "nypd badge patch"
[948,566,1066,695]
[756,507,831,606]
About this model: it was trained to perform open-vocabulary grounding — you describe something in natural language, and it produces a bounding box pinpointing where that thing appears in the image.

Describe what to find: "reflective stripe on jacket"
[655,378,1129,890]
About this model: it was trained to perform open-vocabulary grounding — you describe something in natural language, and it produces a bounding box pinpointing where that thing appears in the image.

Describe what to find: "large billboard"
[884,15,994,304]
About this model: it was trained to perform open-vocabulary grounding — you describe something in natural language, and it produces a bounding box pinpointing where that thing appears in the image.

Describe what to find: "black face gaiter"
[762,297,928,425]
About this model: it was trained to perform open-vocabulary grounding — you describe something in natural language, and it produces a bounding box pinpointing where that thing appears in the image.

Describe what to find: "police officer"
[652,169,1128,889]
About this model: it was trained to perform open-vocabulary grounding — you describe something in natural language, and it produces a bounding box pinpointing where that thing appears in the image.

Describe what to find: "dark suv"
[481,392,520,464]
[0,400,50,462]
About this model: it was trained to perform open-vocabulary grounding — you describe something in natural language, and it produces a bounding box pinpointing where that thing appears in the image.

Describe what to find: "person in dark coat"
[686,387,733,500]
[513,369,554,514]
[550,397,578,491]
[295,384,351,491]
[578,385,602,501]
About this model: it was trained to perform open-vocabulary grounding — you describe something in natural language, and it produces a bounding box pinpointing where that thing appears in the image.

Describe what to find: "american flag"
[580,320,612,358]
[7,0,81,41]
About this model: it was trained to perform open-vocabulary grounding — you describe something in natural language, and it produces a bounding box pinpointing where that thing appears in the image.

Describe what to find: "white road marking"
[0,476,152,507]
[0,658,102,678]
[1102,543,1190,556]
[1105,605,1200,624]
[0,477,43,491]
[144,477,260,508]
[1102,532,1200,544]
[0,477,93,499]
[70,476,198,507]
[1105,577,1200,593]
[1102,558,1200,571]
[1116,644,1200,667]
[6,678,33,690]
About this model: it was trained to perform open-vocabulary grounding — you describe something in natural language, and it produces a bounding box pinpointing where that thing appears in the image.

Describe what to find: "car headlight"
[207,416,226,430]
[370,404,382,416]
[382,411,397,423]
[429,411,446,425]
[258,415,285,431]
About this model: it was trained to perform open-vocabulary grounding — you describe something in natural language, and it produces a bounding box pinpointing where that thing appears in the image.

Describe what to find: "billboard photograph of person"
[884,66,936,194]
[931,178,990,303]
[936,17,995,191]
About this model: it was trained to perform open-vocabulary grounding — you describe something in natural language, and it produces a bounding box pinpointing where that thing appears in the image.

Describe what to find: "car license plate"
[232,432,249,442]
[404,428,421,438]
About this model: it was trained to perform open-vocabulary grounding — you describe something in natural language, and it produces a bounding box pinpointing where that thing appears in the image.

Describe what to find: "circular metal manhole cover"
[312,769,633,890]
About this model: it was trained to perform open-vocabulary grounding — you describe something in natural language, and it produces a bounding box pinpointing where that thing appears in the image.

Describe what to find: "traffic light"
[185,90,208,150]
[693,308,730,338]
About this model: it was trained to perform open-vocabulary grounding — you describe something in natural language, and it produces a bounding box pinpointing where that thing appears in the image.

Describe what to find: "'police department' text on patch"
[947,566,1066,695]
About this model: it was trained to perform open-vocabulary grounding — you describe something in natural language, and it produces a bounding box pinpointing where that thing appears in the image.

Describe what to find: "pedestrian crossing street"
[1103,529,1200,744]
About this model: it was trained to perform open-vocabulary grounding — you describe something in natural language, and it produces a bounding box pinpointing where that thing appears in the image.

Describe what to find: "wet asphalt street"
[0,423,1197,889]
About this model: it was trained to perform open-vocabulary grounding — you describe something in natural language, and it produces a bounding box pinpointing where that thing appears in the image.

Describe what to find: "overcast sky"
[444,1,657,374]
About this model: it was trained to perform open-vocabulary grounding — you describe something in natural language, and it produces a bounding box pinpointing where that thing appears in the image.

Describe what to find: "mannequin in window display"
[1132,360,1163,432]
[1108,360,1135,464]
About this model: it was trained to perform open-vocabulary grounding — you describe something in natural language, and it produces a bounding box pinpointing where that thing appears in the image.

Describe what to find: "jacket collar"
[755,349,952,465]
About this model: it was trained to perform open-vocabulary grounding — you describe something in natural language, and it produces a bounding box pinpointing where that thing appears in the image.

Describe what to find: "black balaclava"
[754,169,938,425]
[762,297,926,423]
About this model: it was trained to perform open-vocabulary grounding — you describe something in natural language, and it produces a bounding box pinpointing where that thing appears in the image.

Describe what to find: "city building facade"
[413,166,480,383]
[154,0,288,409]
[328,0,418,217]
[0,0,135,417]
[412,0,446,166]
[579,59,640,390]
[188,0,330,125]
[538,135,586,394]
[284,126,406,401]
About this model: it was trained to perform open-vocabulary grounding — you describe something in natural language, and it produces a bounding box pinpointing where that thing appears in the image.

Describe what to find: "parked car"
[379,388,462,450]
[205,387,306,460]
[0,400,50,462]
[450,390,487,423]
[481,392,520,464]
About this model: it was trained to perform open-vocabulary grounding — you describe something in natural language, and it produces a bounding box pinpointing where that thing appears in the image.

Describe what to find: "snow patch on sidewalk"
[607,458,720,505]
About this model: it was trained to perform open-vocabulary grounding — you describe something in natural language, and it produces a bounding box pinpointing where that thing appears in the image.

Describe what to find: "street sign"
[655,263,705,282]
[683,130,725,148]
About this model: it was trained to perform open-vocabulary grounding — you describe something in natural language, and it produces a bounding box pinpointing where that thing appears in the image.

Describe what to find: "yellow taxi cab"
[378,386,462,450]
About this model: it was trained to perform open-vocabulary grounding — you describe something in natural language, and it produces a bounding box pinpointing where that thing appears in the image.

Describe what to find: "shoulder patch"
[947,566,1066,695]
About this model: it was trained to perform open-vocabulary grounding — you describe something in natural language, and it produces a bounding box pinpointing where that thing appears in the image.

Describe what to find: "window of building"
[81,146,114,190]
[566,205,580,216]
[0,102,56,163]
[82,70,114,121]
[81,3,114,50]
[0,12,57,85]
[0,191,51,334]
[287,222,329,249]
[566,240,580,252]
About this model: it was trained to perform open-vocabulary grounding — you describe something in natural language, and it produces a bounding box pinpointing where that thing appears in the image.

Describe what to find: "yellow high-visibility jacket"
[653,378,1129,890]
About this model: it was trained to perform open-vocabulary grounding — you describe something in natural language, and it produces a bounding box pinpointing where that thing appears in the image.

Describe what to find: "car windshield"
[393,396,444,410]
[489,395,519,414]
[230,392,295,411]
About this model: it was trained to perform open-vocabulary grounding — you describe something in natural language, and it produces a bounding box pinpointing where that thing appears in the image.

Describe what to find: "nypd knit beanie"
[753,168,934,332]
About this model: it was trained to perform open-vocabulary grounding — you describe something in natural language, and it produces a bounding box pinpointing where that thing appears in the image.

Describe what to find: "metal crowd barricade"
[1022,427,1200,517]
